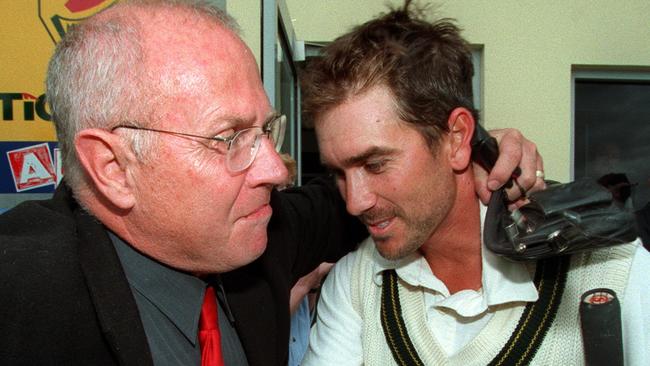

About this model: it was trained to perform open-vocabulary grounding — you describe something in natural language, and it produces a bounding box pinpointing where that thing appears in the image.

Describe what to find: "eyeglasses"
[111,114,286,173]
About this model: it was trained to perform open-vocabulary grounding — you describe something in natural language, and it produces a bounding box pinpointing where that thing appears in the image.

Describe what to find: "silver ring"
[535,170,545,179]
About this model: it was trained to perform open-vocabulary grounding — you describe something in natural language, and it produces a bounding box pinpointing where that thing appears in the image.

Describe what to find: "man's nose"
[344,172,376,216]
[247,137,289,187]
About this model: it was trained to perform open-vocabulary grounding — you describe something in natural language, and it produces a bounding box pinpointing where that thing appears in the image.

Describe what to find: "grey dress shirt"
[110,232,248,365]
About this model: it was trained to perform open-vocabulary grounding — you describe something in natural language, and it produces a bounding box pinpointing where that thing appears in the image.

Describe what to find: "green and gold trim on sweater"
[380,256,570,366]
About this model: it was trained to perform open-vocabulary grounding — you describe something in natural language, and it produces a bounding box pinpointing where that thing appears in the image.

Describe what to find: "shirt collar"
[110,232,206,346]
[370,203,538,315]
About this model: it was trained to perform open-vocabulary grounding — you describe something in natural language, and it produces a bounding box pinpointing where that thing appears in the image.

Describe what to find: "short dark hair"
[302,0,478,148]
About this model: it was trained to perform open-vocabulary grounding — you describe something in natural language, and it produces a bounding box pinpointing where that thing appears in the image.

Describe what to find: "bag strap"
[380,256,570,366]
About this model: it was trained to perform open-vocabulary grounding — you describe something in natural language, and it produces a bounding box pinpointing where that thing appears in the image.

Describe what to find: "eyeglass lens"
[226,116,286,172]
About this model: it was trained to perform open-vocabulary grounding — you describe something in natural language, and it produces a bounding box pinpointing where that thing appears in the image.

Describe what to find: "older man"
[0,1,539,365]
[301,2,649,365]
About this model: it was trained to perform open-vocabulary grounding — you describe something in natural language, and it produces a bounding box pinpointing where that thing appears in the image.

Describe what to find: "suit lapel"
[75,209,153,366]
[223,266,280,366]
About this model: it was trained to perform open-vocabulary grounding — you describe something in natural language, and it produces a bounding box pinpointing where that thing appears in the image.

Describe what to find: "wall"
[228,0,262,70]
[283,0,650,181]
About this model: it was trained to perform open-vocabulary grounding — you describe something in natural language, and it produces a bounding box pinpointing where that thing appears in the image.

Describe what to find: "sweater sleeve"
[301,252,364,365]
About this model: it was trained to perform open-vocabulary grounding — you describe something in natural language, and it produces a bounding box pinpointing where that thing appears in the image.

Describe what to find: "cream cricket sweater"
[350,240,637,366]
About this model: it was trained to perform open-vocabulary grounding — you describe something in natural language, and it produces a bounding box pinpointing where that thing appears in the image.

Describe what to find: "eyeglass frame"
[110,114,286,173]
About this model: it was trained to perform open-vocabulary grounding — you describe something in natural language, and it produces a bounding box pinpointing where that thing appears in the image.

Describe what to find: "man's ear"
[447,107,476,171]
[75,129,136,210]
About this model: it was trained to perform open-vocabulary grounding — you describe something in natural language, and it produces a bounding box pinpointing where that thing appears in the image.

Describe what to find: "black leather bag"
[483,178,639,261]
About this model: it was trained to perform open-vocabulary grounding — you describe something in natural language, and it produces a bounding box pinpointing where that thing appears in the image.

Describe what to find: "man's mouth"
[368,219,390,229]
[243,204,272,220]
[365,217,393,236]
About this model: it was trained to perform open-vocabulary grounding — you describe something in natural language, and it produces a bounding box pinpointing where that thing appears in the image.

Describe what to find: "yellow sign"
[0,0,116,142]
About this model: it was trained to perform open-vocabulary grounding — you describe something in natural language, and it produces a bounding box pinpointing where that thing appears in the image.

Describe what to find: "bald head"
[46,0,245,192]
[99,0,245,95]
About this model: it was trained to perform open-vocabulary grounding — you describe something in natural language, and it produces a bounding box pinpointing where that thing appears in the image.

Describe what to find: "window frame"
[571,68,650,180]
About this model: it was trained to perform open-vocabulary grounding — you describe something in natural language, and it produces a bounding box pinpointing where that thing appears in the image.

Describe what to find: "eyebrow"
[262,111,281,126]
[204,110,279,132]
[228,110,279,126]
[322,146,398,168]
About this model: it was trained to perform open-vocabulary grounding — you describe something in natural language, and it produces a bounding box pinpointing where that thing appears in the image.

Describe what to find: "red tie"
[199,286,225,366]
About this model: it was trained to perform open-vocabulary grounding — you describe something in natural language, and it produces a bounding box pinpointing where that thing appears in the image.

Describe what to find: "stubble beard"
[364,206,436,261]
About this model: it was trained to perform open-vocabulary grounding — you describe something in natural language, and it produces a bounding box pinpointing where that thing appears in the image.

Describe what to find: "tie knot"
[200,286,219,331]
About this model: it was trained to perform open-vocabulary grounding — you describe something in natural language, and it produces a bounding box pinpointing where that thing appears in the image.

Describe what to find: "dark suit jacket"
[0,180,365,366]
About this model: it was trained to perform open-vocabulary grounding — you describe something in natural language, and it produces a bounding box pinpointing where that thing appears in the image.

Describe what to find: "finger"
[531,176,547,194]
[472,163,492,204]
[505,158,546,201]
[507,197,530,211]
[488,129,523,191]
[504,177,525,201]
[511,150,546,200]
[504,140,539,200]
[536,151,545,177]
[529,151,547,194]
[318,262,335,277]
